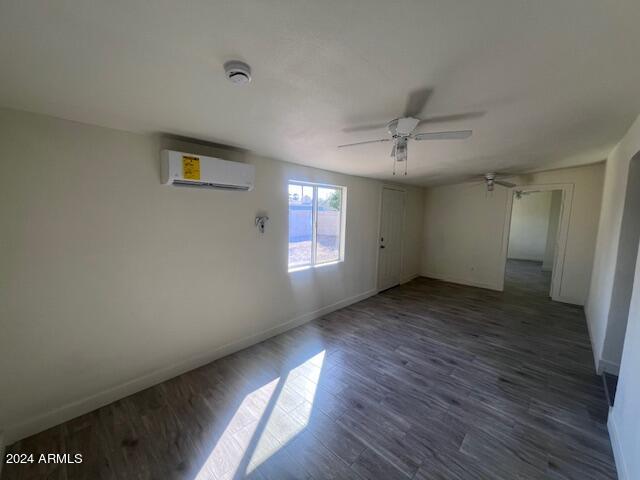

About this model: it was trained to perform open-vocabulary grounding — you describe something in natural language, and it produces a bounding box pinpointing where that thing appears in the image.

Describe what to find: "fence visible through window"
[288,182,345,270]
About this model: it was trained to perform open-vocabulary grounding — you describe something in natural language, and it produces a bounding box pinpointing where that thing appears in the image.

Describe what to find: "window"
[288,181,345,270]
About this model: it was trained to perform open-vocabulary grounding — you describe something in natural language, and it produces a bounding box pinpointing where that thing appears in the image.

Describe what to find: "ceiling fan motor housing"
[388,117,419,137]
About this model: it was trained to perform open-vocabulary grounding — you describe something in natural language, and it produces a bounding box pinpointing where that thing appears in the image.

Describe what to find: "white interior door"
[378,187,405,290]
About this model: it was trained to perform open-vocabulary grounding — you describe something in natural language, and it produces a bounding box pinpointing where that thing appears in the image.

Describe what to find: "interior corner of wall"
[584,314,603,374]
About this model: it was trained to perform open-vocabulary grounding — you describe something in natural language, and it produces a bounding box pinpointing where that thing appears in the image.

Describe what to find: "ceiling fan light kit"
[393,136,409,176]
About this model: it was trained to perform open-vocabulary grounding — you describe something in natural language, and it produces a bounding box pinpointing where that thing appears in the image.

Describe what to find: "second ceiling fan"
[338,88,480,175]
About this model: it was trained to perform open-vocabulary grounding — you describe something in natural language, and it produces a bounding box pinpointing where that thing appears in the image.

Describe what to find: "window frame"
[287,180,346,272]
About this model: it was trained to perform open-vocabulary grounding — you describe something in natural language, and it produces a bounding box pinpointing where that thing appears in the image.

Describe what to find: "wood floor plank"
[2,260,616,479]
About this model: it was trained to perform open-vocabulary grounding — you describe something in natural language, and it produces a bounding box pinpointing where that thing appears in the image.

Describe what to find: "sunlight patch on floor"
[245,350,325,473]
[193,378,279,480]
[193,350,326,479]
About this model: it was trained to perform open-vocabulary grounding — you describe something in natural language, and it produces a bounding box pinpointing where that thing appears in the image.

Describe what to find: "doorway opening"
[501,184,573,301]
[505,189,561,296]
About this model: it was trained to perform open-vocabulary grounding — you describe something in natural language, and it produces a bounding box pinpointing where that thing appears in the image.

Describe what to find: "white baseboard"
[608,411,629,480]
[3,288,377,445]
[401,273,420,284]
[421,271,501,292]
[599,358,621,376]
[551,294,584,306]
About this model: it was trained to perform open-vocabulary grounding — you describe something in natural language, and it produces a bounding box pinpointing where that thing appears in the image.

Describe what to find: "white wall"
[542,191,562,271]
[507,191,552,262]
[0,108,424,443]
[422,182,511,290]
[608,238,640,480]
[422,163,605,304]
[602,158,640,373]
[401,187,425,283]
[586,114,640,374]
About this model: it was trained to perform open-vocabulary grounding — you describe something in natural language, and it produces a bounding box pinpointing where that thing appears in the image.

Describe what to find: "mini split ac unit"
[160,150,255,191]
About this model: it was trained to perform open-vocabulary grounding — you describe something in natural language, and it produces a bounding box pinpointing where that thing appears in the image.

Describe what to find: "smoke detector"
[224,61,252,85]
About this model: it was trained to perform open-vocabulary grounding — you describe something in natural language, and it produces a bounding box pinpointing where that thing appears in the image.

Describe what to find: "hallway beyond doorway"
[505,259,552,298]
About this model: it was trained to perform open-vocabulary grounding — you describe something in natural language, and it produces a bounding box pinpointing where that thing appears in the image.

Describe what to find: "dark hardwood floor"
[3,261,616,479]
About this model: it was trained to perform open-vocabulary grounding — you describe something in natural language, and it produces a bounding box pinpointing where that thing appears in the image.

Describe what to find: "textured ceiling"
[1,0,639,185]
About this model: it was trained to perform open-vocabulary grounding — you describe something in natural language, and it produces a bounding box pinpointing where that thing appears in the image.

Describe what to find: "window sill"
[288,259,343,273]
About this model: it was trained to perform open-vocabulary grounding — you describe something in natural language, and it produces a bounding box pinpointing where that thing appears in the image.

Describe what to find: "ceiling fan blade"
[342,122,389,133]
[417,111,485,126]
[413,130,472,141]
[404,87,433,118]
[495,180,516,188]
[462,180,487,188]
[338,138,390,149]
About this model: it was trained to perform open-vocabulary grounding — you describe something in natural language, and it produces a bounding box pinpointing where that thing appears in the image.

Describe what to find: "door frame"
[498,182,574,301]
[376,184,407,292]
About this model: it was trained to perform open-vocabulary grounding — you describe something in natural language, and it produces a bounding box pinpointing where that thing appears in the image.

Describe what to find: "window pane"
[316,187,341,263]
[288,184,314,268]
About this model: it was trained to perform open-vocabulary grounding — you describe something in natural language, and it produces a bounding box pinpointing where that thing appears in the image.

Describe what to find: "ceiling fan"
[514,189,540,199]
[338,88,480,175]
[472,172,516,192]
